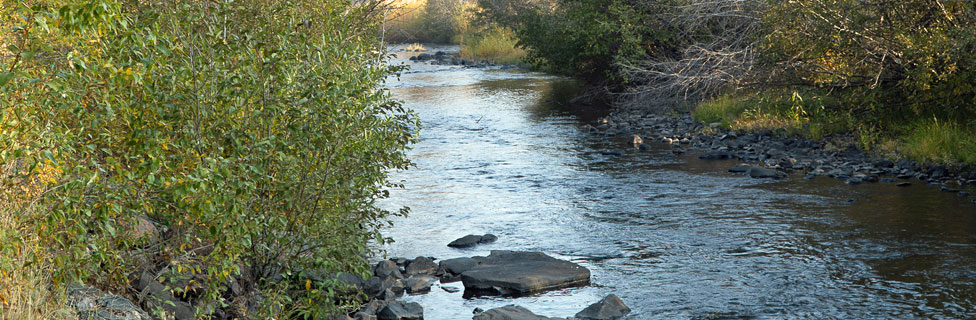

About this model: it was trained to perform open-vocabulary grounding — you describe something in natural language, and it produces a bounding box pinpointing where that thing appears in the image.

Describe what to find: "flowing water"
[379,45,976,319]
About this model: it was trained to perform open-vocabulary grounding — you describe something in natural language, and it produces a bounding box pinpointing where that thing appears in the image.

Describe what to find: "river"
[378,45,976,319]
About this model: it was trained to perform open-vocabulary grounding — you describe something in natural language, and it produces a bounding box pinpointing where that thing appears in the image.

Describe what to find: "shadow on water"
[379,44,976,319]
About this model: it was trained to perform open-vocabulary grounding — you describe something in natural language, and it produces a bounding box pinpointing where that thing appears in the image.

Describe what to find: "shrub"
[2,0,415,318]
[478,0,676,81]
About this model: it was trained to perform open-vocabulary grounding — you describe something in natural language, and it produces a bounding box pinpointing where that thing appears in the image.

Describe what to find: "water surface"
[379,45,976,319]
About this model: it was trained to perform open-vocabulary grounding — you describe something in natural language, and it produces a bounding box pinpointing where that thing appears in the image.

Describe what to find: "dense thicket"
[483,0,976,116]
[1,0,415,318]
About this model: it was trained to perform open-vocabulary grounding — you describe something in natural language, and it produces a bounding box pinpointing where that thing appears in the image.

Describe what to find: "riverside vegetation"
[476,0,976,167]
[1,0,416,319]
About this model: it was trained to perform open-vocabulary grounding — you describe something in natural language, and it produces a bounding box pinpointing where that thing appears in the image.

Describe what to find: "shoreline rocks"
[457,251,591,297]
[595,111,976,201]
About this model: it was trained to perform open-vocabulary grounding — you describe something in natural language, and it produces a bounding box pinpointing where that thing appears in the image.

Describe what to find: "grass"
[460,27,527,64]
[900,118,976,165]
[692,91,976,166]
[405,43,426,51]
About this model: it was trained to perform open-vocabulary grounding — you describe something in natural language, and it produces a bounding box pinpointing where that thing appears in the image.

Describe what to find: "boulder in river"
[405,256,438,276]
[374,260,405,279]
[473,305,566,320]
[575,294,631,320]
[699,151,734,160]
[747,166,786,179]
[460,251,590,296]
[403,275,437,294]
[448,234,498,248]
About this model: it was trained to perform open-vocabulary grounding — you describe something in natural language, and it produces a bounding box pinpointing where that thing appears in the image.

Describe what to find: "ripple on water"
[378,44,976,320]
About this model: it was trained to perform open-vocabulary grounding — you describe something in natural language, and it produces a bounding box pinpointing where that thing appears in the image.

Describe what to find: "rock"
[748,166,786,179]
[460,251,590,296]
[473,305,563,320]
[374,260,405,279]
[377,301,423,320]
[365,276,404,297]
[133,271,195,320]
[897,182,912,187]
[403,275,437,294]
[728,164,752,173]
[69,284,152,320]
[575,294,631,320]
[405,257,438,276]
[699,151,733,160]
[479,234,498,244]
[442,286,461,293]
[377,288,398,301]
[440,257,480,275]
[449,235,486,248]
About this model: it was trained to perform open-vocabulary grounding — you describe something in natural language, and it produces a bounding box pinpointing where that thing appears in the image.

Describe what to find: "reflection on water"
[379,45,976,319]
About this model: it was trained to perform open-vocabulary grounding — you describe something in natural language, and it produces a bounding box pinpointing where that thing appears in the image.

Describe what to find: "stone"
[448,235,485,248]
[377,301,423,320]
[365,276,404,297]
[441,286,461,293]
[403,275,437,294]
[460,251,590,296]
[897,182,912,187]
[575,294,631,320]
[748,166,786,179]
[728,164,752,173]
[374,260,405,279]
[440,257,480,275]
[405,257,438,276]
[69,284,152,320]
[699,151,733,160]
[473,305,563,320]
[479,234,498,244]
[133,271,195,320]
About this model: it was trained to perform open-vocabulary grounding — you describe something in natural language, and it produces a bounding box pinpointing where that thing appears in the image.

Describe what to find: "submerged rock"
[575,294,631,320]
[748,166,786,179]
[460,251,590,296]
[448,234,498,248]
[473,305,565,320]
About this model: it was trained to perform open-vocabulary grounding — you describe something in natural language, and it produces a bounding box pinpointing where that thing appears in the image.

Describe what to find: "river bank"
[599,107,976,203]
[380,44,976,319]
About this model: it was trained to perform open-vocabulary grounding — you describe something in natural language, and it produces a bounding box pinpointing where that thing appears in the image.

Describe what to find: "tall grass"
[901,119,976,165]
[0,166,72,319]
[460,27,526,64]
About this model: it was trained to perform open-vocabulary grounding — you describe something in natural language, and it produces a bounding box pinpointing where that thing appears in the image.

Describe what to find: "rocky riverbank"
[342,247,630,320]
[592,109,976,203]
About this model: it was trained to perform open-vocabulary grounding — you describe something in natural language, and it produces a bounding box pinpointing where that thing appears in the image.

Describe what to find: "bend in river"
[379,45,976,320]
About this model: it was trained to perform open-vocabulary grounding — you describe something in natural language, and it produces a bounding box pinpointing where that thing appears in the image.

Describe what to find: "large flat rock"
[460,251,590,296]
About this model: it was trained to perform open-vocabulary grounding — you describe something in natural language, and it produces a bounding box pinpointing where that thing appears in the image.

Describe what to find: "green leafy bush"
[478,0,676,81]
[2,0,415,318]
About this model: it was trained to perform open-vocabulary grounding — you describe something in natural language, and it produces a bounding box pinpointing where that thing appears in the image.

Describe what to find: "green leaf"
[0,73,15,87]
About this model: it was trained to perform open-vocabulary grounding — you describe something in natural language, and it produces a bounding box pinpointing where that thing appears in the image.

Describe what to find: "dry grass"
[405,42,426,51]
[459,27,526,64]
[0,162,73,319]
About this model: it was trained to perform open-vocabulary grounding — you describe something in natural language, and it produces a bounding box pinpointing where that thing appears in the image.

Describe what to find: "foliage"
[478,0,676,81]
[385,0,473,44]
[760,0,976,121]
[459,27,526,64]
[1,0,416,318]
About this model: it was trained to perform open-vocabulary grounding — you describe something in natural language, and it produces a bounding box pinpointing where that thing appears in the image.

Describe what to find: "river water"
[379,45,976,319]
